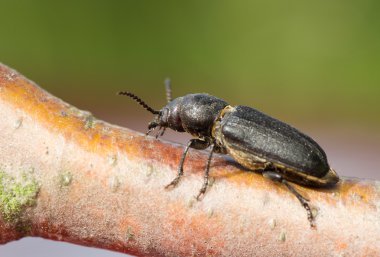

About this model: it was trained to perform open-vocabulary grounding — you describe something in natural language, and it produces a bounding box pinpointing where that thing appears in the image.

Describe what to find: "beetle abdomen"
[218,106,330,178]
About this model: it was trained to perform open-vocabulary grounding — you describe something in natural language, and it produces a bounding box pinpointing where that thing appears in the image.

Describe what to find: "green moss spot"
[278,230,286,242]
[268,218,276,230]
[126,227,134,241]
[145,164,154,177]
[207,209,214,218]
[84,115,95,130]
[208,177,216,187]
[14,118,23,129]
[0,170,39,223]
[108,176,120,192]
[59,171,73,187]
[108,154,118,166]
[311,207,319,219]
[187,199,196,208]
[67,106,82,116]
[332,192,340,198]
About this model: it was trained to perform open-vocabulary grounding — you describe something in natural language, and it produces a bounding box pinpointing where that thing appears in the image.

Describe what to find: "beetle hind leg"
[263,171,315,228]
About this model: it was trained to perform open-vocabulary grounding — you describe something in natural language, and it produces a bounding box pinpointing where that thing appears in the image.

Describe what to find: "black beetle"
[119,79,339,227]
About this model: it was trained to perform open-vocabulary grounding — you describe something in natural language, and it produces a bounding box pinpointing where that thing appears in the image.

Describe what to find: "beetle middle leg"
[165,139,210,189]
[196,143,216,201]
[263,171,315,228]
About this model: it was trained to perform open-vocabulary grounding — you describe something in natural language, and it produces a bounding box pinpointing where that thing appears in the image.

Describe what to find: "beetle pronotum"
[119,79,339,227]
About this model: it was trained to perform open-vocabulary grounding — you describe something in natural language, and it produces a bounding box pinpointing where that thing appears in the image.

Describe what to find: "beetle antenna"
[118,91,159,115]
[164,78,172,103]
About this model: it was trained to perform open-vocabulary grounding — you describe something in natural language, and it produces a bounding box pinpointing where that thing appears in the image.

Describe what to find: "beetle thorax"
[159,94,228,137]
[179,94,228,137]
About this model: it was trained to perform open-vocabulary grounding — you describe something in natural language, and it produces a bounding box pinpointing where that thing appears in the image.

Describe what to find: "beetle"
[118,79,339,227]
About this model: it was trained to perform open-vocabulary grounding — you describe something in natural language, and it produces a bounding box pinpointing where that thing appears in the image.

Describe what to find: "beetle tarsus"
[302,202,316,228]
[283,181,315,228]
[165,176,181,189]
[263,171,315,228]
[196,188,206,201]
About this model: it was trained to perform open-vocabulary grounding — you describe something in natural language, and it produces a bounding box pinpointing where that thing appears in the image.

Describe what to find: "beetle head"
[118,91,184,137]
[146,97,185,134]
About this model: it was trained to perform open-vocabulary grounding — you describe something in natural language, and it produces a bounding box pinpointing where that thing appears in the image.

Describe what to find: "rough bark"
[0,63,379,256]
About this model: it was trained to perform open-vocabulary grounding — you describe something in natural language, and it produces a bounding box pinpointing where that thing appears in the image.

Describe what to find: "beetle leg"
[196,143,216,201]
[263,171,315,228]
[155,126,167,139]
[154,126,162,138]
[159,127,166,137]
[165,139,210,189]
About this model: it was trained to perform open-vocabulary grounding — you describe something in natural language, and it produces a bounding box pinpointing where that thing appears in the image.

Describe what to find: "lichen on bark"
[0,169,39,223]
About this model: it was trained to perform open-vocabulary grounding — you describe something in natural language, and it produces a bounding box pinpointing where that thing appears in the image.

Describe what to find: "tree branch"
[0,63,379,256]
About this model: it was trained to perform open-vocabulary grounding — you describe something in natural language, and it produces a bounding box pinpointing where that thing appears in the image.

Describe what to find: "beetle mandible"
[119,79,339,227]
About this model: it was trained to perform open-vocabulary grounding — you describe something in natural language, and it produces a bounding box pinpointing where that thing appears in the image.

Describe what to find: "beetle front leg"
[165,139,210,189]
[263,171,315,228]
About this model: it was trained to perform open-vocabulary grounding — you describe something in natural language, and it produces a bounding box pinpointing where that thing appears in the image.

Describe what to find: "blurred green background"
[1,0,379,127]
[0,1,379,255]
